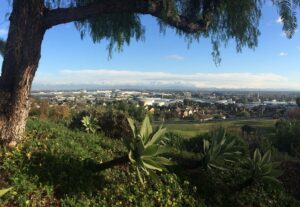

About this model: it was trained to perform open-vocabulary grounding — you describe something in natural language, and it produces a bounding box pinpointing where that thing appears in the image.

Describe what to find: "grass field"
[164,119,277,138]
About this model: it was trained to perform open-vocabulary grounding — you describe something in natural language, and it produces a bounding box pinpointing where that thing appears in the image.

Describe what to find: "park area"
[165,119,277,138]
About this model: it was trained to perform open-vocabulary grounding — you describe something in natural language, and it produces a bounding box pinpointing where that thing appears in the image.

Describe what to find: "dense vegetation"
[1,104,300,206]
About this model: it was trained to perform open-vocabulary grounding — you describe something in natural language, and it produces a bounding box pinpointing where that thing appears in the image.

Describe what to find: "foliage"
[242,149,282,186]
[75,13,144,59]
[69,109,132,139]
[81,116,98,134]
[199,129,243,171]
[42,0,300,63]
[237,111,251,118]
[1,118,299,206]
[29,100,71,123]
[125,116,175,184]
[0,119,202,206]
[97,109,132,139]
[69,110,90,130]
[0,187,12,198]
[164,126,300,206]
[273,0,298,38]
[111,101,147,122]
[287,108,300,119]
[164,119,276,138]
[273,119,300,158]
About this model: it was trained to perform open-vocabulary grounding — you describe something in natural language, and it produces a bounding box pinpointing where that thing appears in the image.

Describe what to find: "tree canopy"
[35,0,300,63]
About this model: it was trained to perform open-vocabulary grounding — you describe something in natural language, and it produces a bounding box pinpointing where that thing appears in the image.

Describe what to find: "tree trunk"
[0,0,46,147]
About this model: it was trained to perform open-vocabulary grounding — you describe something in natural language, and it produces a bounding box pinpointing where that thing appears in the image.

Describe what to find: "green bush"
[165,128,298,206]
[1,119,298,207]
[0,119,202,207]
[273,119,300,159]
[69,109,132,139]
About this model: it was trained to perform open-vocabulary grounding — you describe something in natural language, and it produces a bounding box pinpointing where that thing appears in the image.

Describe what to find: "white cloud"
[276,16,283,24]
[33,69,300,90]
[278,52,288,56]
[165,54,185,61]
[0,28,8,37]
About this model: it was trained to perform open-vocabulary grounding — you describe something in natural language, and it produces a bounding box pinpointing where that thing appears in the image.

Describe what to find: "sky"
[0,1,300,90]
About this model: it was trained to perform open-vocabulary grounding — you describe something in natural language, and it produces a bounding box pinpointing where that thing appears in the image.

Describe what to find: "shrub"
[69,109,132,139]
[237,111,251,118]
[273,119,300,158]
[287,108,300,120]
[0,119,203,207]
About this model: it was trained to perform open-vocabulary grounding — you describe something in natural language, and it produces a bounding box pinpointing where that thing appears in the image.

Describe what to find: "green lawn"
[165,119,277,138]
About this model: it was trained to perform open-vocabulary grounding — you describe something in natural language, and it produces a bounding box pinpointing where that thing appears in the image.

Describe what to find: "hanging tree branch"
[44,0,211,33]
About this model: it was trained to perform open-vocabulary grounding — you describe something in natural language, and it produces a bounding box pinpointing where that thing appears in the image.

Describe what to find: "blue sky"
[1,1,300,90]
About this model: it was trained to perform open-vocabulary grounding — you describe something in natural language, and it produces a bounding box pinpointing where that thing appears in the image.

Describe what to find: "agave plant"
[200,129,243,171]
[125,116,174,184]
[0,187,12,198]
[242,149,282,186]
[81,115,98,134]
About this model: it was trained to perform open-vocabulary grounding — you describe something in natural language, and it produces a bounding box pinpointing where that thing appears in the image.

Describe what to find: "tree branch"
[44,0,209,33]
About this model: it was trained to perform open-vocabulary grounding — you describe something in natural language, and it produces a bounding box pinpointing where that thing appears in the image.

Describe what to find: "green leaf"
[261,164,273,175]
[151,156,175,166]
[262,176,281,185]
[253,149,262,163]
[209,163,228,171]
[142,160,164,172]
[0,187,12,197]
[145,127,166,148]
[127,117,136,137]
[155,146,173,156]
[272,161,282,169]
[261,150,271,165]
[128,150,136,163]
[136,167,145,185]
[135,138,145,154]
[203,140,210,152]
[148,170,161,184]
[269,169,283,178]
[143,145,159,157]
[140,116,153,143]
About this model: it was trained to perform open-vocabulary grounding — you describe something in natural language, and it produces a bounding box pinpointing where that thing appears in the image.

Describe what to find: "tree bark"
[0,0,46,147]
[0,0,211,148]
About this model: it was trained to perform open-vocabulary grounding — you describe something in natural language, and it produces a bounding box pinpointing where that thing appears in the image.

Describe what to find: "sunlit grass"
[165,119,277,138]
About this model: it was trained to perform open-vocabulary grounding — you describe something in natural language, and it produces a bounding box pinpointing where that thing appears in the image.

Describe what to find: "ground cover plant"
[0,113,300,206]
